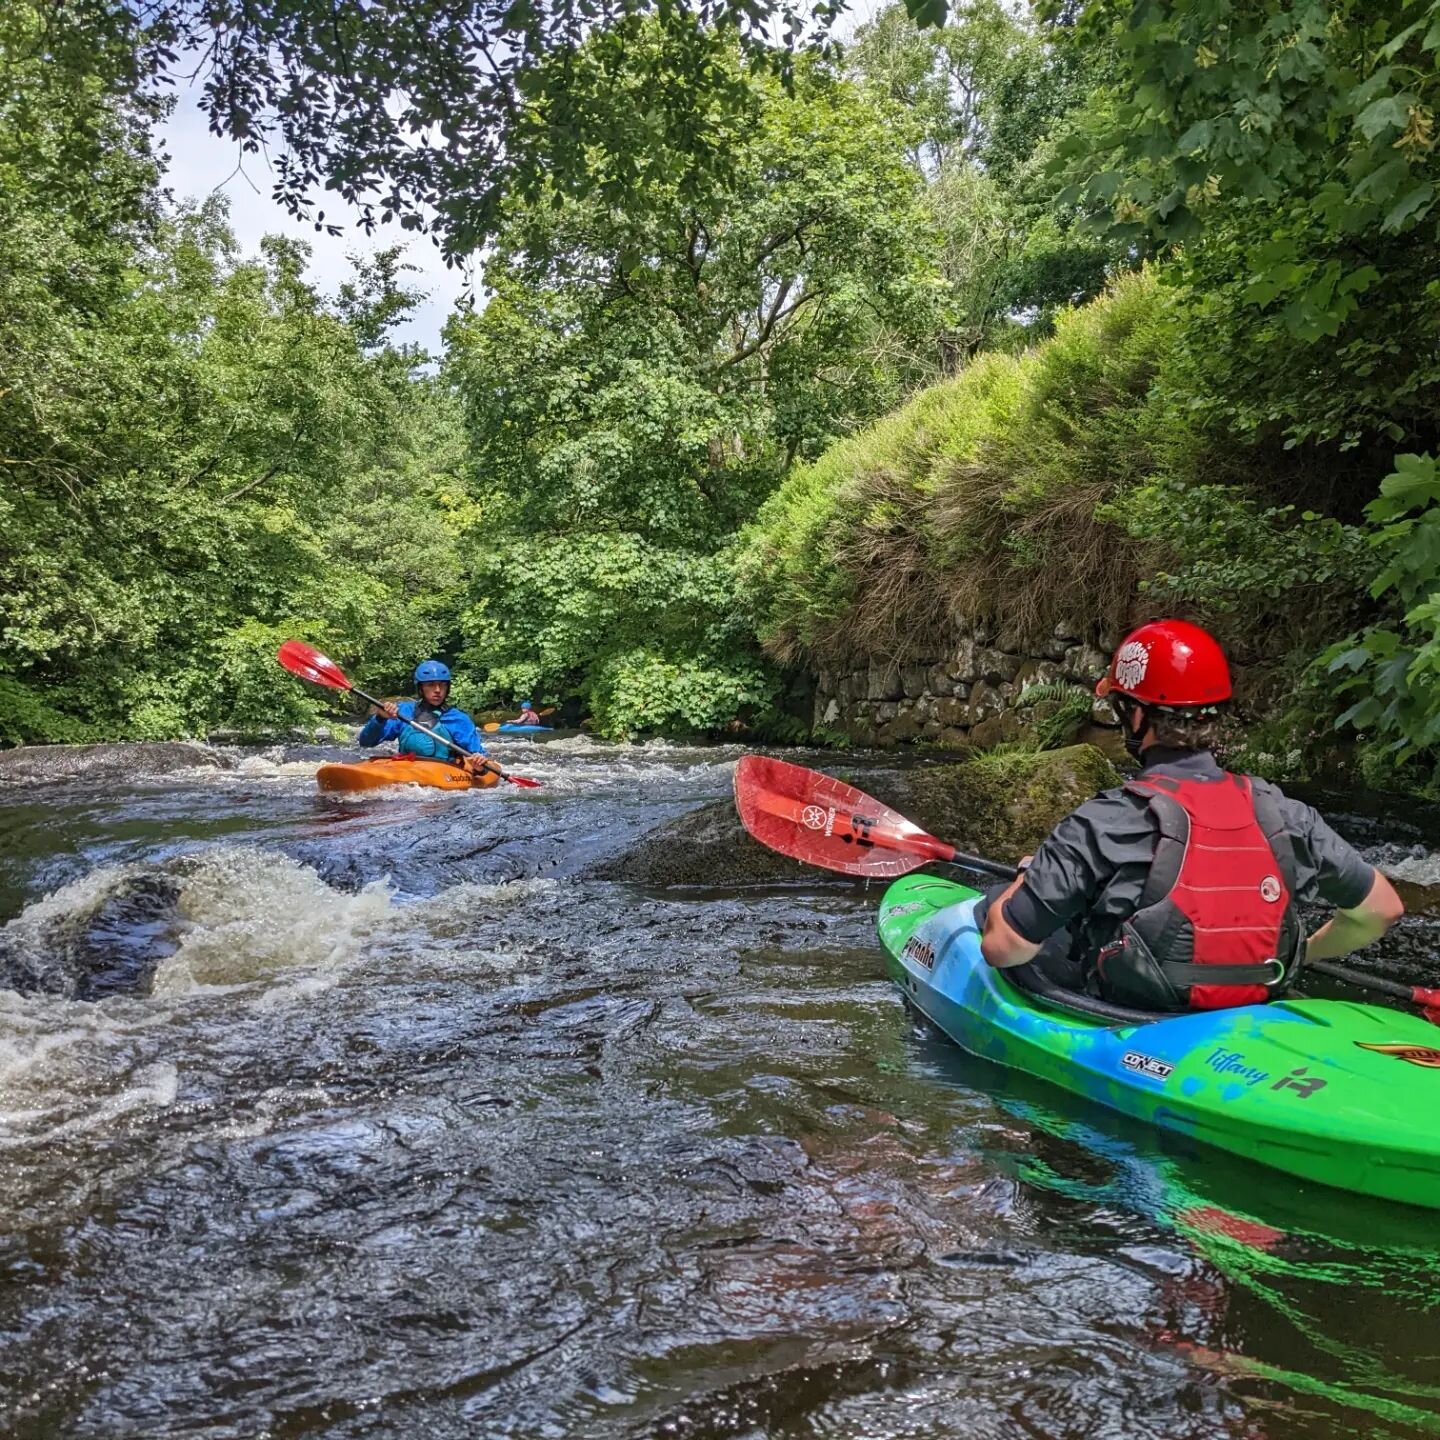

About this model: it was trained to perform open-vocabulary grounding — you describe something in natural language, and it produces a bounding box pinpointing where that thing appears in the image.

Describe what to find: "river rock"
[595,744,1121,887]
[589,799,820,888]
[1389,877,1440,918]
[896,744,1122,864]
[0,741,236,784]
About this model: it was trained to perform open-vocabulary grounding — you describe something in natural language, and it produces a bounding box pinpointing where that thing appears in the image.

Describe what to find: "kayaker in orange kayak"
[357,660,491,775]
[980,619,1404,1011]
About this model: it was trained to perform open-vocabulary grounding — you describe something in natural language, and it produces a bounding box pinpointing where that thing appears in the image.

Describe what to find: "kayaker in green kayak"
[358,660,492,775]
[980,619,1405,1011]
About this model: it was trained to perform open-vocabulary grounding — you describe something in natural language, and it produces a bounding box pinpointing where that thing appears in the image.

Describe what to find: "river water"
[1,738,1439,1440]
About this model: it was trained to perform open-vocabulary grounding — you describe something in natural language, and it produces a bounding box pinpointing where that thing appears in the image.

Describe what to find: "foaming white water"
[0,865,145,993]
[153,848,394,995]
[230,750,326,781]
[0,988,178,1145]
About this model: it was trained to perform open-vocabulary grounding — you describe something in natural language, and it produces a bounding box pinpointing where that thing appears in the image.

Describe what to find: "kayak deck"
[316,757,499,793]
[879,874,1440,1211]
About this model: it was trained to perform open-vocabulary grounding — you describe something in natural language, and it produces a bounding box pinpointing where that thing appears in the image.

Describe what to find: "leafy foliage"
[1052,0,1440,455]
[1325,454,1440,757]
[1,3,472,741]
[847,2,1127,353]
[447,60,948,736]
[41,0,952,259]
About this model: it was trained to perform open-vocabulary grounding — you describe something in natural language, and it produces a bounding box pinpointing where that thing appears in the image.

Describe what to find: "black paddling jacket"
[1004,748,1376,1005]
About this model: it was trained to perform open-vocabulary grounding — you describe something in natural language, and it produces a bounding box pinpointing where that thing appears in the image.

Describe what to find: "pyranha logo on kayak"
[901,936,936,970]
[1356,1042,1440,1068]
[1205,1047,1269,1087]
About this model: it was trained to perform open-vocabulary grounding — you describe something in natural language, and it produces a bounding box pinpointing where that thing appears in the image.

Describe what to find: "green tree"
[847,2,1125,355]
[35,0,957,259]
[1,6,472,741]
[1051,0,1440,453]
[447,61,948,735]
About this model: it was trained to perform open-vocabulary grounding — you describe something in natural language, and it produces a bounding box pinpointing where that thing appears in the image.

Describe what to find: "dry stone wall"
[813,619,1121,748]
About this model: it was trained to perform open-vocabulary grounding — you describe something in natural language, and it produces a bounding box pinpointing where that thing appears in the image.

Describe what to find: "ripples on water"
[1,737,1438,1439]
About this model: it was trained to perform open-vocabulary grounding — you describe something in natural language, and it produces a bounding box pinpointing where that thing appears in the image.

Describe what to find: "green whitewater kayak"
[878,873,1440,1210]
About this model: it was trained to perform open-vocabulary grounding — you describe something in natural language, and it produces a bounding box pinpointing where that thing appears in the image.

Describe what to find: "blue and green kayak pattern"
[878,874,1440,1210]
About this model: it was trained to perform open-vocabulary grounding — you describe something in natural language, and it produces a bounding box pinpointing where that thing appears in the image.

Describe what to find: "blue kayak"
[494,723,553,733]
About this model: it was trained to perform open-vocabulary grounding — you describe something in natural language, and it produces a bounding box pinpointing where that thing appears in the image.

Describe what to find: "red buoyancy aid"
[1093,772,1306,1012]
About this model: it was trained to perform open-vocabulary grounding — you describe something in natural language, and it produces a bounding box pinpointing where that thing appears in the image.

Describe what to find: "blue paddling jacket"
[357,701,486,761]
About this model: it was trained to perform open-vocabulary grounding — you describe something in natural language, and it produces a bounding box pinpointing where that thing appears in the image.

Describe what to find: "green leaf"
[1355,94,1411,141]
[1383,182,1435,232]
[1176,119,1212,153]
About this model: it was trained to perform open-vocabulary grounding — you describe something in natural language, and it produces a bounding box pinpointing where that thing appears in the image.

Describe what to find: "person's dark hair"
[1114,695,1225,753]
[1150,707,1225,751]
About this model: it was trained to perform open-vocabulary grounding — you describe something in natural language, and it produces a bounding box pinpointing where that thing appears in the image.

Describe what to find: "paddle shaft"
[1307,957,1440,1008]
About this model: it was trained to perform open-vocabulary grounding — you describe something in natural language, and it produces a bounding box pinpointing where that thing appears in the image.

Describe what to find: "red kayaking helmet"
[1096,619,1231,709]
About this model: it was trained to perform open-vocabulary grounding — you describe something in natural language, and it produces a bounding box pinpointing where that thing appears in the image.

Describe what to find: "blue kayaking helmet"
[520,698,533,709]
[414,660,452,685]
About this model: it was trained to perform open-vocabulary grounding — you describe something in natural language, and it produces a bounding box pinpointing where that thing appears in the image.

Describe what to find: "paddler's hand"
[462,753,495,777]
[372,701,400,720]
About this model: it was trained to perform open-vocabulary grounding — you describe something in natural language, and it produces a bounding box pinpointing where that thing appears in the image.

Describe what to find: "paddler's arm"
[1304,870,1405,961]
[1276,798,1406,961]
[358,702,402,747]
[980,803,1120,970]
[980,861,1042,969]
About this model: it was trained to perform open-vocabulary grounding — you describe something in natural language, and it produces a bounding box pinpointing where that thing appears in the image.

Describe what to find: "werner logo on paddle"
[801,805,831,832]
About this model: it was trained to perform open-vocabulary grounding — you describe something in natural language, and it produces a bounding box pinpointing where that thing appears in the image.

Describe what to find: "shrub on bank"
[736,271,1169,668]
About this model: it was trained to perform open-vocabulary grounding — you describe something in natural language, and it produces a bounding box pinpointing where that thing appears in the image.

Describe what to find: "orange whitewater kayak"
[315,756,501,793]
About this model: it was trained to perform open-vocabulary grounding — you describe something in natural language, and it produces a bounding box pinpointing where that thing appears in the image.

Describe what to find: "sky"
[160,95,475,356]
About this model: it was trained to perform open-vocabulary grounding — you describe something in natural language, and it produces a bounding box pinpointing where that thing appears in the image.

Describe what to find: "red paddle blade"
[277,639,352,691]
[733,754,954,878]
[502,774,542,789]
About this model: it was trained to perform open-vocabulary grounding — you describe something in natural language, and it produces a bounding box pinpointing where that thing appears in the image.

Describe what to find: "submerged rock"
[598,744,1122,888]
[0,741,235,784]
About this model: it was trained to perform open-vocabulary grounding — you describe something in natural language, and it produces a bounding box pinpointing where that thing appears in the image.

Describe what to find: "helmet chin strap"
[1118,698,1150,762]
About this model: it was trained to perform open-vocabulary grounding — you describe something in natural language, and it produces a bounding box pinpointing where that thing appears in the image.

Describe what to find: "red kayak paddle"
[732,753,1012,879]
